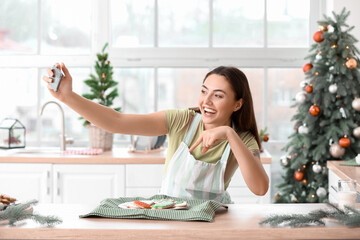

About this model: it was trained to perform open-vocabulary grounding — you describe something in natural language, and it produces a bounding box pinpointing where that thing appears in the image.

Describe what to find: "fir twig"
[260,203,360,228]
[0,200,62,227]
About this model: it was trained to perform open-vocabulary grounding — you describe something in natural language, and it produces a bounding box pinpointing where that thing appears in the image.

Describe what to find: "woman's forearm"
[62,92,167,136]
[63,92,122,133]
[226,127,269,196]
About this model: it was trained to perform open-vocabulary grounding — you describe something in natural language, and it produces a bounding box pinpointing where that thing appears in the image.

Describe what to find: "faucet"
[40,101,73,151]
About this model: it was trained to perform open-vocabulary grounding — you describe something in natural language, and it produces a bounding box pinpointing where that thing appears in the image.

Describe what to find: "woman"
[43,63,269,204]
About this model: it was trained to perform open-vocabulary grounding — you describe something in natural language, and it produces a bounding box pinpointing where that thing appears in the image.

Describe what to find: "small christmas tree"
[276,8,360,203]
[81,43,121,126]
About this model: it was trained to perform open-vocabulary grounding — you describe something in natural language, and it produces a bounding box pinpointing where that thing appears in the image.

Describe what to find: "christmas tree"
[276,8,360,203]
[81,43,121,126]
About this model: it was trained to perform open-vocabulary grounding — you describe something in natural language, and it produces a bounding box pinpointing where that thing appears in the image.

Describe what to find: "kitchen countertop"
[0,203,359,240]
[0,147,272,164]
[327,160,360,192]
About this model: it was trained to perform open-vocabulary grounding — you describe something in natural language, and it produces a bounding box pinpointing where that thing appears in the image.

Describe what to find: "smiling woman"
[42,63,269,203]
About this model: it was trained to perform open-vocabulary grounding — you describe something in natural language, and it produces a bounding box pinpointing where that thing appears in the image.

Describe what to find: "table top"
[0,148,272,164]
[1,203,359,240]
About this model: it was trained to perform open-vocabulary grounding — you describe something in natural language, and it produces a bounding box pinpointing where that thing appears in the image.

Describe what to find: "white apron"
[159,113,232,204]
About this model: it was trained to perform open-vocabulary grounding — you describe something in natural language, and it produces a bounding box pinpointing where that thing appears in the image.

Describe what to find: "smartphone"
[49,66,64,92]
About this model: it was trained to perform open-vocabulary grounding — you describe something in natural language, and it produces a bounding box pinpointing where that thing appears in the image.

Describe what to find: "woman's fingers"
[42,75,52,83]
[189,135,203,152]
[60,62,70,76]
[46,67,53,77]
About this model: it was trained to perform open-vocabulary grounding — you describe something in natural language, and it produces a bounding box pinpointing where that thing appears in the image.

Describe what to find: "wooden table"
[1,203,359,239]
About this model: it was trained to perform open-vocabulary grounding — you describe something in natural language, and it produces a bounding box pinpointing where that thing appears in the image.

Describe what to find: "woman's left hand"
[189,126,231,154]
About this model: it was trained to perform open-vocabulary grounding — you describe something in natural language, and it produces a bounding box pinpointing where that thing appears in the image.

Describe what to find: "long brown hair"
[191,66,261,149]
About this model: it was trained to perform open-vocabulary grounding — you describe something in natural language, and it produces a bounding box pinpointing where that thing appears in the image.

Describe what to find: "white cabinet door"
[53,164,125,204]
[228,164,271,204]
[328,169,341,203]
[0,163,52,203]
[125,164,163,197]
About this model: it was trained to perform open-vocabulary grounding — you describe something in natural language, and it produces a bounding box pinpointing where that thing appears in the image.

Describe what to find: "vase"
[87,125,113,151]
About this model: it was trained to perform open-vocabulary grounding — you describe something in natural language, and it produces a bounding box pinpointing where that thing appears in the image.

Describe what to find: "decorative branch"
[260,203,360,228]
[0,200,62,227]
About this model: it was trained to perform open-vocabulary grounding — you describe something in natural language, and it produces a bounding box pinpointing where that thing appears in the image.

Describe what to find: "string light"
[346,46,350,49]
[332,44,338,48]
[315,72,319,76]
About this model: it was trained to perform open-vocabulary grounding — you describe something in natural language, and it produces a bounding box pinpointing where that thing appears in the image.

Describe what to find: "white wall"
[327,0,360,50]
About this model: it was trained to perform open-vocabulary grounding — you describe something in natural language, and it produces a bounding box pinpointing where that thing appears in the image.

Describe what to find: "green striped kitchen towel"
[80,194,226,222]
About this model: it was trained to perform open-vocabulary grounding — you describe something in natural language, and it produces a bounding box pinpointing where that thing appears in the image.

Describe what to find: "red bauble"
[263,135,269,142]
[294,171,304,181]
[313,31,324,42]
[339,137,351,148]
[309,105,320,116]
[303,63,313,73]
[305,85,313,93]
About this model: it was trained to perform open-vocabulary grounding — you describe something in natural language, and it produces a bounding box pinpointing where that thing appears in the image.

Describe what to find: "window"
[0,0,321,149]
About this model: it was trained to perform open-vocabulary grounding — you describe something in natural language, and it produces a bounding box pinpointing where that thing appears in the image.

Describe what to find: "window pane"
[111,0,154,47]
[242,68,264,130]
[0,0,38,54]
[41,0,92,55]
[267,68,303,140]
[0,68,37,145]
[158,0,209,47]
[213,0,264,47]
[40,68,90,147]
[114,68,155,114]
[267,0,310,47]
[157,68,209,110]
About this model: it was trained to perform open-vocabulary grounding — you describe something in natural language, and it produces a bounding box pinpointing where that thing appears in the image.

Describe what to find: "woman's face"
[198,74,243,129]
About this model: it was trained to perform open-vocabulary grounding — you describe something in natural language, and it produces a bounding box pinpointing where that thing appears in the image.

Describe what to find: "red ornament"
[303,63,313,73]
[309,105,320,116]
[339,137,351,148]
[294,171,304,181]
[313,31,324,43]
[263,135,269,142]
[305,85,313,93]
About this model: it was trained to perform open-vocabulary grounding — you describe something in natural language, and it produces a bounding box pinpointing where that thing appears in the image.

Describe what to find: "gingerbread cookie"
[151,200,175,209]
[133,200,152,209]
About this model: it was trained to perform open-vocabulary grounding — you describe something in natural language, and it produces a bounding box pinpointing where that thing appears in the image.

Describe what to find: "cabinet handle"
[56,172,61,196]
[47,171,50,196]
[57,188,60,196]
[331,185,338,192]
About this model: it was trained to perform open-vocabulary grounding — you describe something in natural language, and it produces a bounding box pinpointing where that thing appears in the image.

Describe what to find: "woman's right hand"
[42,62,73,102]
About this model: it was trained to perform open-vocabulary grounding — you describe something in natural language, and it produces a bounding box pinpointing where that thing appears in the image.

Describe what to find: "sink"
[1,147,103,156]
[6,148,63,155]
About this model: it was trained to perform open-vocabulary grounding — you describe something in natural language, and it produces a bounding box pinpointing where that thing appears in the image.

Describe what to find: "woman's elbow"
[254,177,269,196]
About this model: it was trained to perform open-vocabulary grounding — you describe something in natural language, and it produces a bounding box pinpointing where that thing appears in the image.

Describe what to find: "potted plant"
[81,43,121,151]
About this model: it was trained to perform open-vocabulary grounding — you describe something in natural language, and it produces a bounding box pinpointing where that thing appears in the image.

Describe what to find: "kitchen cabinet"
[228,164,271,203]
[0,163,125,204]
[53,164,125,204]
[0,148,272,204]
[327,160,360,204]
[0,163,52,203]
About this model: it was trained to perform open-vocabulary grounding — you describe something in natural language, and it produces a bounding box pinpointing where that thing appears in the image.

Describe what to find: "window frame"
[0,0,327,146]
